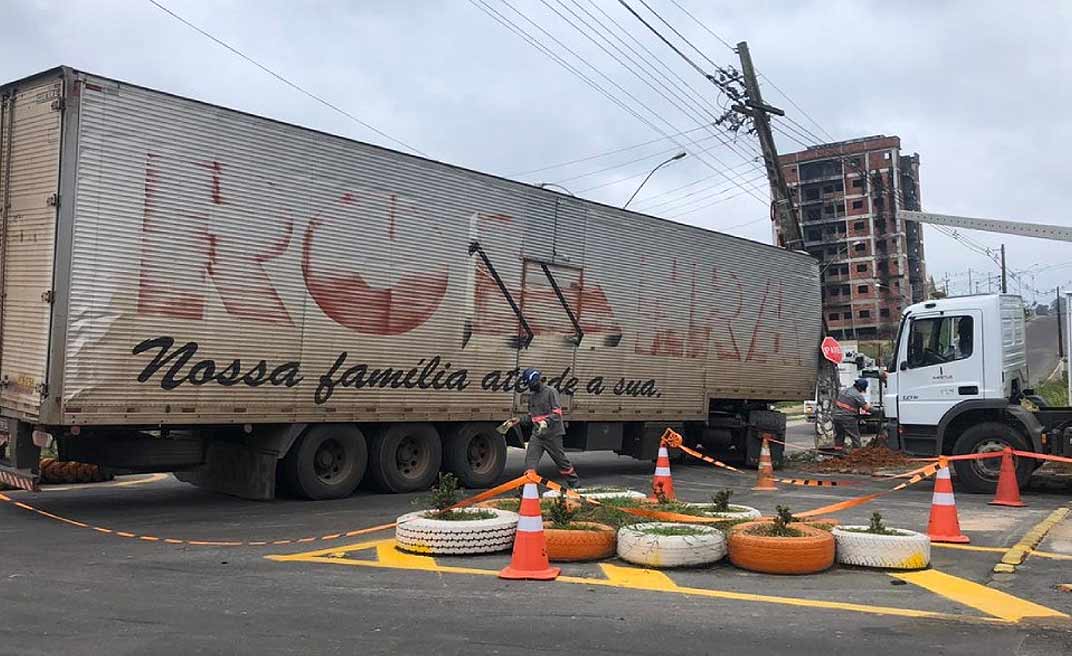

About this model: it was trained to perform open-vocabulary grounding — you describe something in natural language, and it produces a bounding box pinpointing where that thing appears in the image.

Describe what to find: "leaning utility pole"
[735,41,839,450]
[1000,244,1007,293]
[735,41,803,251]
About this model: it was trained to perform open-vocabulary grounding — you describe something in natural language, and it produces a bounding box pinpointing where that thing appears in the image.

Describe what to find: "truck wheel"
[281,424,367,500]
[951,422,1032,494]
[443,423,507,488]
[367,423,443,493]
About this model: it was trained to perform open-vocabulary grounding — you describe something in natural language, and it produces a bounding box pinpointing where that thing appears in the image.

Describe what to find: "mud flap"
[174,441,276,500]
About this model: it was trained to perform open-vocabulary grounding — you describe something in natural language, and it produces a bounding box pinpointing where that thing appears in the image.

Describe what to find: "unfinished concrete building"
[775,135,926,340]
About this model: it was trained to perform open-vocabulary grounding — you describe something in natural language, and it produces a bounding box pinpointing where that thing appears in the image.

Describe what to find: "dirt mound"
[799,445,915,475]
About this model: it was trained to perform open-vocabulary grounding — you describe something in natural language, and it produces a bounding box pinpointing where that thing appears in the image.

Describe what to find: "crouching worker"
[497,368,580,488]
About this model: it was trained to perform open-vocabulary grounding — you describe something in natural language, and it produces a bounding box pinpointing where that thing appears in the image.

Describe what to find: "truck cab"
[884,294,1072,492]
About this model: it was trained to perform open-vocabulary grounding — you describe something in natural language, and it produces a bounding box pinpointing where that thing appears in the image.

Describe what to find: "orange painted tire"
[544,522,617,562]
[728,521,835,575]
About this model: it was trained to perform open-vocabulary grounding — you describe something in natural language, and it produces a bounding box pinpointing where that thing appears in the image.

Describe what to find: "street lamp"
[534,182,576,196]
[623,152,687,209]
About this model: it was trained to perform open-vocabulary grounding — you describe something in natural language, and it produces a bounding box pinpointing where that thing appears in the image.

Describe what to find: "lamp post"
[623,152,686,209]
[534,182,575,196]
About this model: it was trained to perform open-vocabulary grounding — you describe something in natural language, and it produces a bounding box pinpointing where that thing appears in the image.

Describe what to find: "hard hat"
[521,368,542,386]
[854,378,869,391]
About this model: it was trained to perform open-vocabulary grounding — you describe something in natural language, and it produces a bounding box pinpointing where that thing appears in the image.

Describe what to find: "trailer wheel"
[443,423,507,488]
[367,423,443,493]
[281,424,367,500]
[951,422,1032,494]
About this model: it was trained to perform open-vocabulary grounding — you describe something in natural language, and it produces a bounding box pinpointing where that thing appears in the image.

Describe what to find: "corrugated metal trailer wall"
[0,75,65,421]
[39,69,820,427]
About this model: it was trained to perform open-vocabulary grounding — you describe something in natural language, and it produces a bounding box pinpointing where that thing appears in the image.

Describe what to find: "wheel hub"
[970,438,1007,481]
[467,435,491,473]
[396,436,428,478]
[313,438,348,484]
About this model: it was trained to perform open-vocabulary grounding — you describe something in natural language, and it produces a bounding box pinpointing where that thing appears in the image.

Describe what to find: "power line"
[542,0,765,196]
[666,0,734,50]
[552,134,722,184]
[506,122,713,177]
[146,0,427,156]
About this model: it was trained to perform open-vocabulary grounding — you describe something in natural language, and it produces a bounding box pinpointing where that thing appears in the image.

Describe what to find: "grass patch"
[744,523,805,538]
[574,486,630,494]
[1036,373,1068,407]
[425,509,496,521]
[636,525,711,537]
[841,526,908,536]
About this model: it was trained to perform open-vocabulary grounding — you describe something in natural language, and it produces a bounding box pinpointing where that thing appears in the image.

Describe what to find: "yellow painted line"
[933,542,1072,561]
[891,570,1067,621]
[267,541,1007,624]
[994,507,1070,573]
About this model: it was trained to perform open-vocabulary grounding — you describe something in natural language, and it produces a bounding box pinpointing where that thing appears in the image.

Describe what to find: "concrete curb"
[992,506,1070,574]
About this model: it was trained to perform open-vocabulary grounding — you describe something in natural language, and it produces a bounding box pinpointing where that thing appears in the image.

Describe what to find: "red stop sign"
[821,336,844,364]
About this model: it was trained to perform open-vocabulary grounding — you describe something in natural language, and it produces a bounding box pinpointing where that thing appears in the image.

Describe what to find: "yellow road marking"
[891,570,1067,622]
[994,507,1070,573]
[267,539,1011,624]
[934,542,1072,561]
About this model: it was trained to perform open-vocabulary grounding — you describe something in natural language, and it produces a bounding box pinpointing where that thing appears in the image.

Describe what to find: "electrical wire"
[146,0,427,156]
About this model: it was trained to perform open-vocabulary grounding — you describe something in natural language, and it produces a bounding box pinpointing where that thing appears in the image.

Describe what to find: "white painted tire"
[684,503,762,521]
[395,508,519,555]
[616,522,726,568]
[833,526,931,570]
[543,488,647,500]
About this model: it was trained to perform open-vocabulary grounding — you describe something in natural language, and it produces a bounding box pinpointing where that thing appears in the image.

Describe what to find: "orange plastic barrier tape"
[0,474,531,548]
[795,461,943,518]
[676,440,856,487]
[1013,450,1072,465]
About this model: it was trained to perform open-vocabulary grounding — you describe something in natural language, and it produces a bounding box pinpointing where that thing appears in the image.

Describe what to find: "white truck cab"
[884,294,1071,492]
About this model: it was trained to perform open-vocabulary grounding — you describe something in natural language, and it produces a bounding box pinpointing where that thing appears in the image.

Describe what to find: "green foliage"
[759,505,802,538]
[416,473,462,518]
[869,512,886,534]
[636,524,711,537]
[425,509,496,521]
[710,489,733,513]
[1036,373,1068,408]
[547,492,579,528]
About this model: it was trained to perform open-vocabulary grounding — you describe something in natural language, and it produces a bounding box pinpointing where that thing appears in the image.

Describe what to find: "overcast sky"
[5,0,1070,306]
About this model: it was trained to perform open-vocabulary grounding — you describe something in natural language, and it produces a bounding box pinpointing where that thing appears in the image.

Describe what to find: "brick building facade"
[775,135,926,340]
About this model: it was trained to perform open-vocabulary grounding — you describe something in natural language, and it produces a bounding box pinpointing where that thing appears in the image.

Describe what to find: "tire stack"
[39,458,112,485]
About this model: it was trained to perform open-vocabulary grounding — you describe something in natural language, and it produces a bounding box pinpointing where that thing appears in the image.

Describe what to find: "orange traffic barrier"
[927,461,969,543]
[989,448,1025,507]
[499,477,560,581]
[752,435,777,491]
[649,444,676,501]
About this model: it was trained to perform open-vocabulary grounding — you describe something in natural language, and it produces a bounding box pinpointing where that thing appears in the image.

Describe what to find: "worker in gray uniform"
[832,377,873,451]
[498,367,580,488]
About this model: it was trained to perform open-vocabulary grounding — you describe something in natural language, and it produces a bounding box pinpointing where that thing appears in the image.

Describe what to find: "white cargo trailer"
[0,67,821,499]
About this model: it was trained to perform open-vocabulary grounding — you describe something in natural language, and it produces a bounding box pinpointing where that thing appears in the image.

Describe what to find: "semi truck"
[883,293,1072,492]
[0,67,821,499]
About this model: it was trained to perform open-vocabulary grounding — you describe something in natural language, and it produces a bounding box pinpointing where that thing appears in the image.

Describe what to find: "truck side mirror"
[899,361,908,371]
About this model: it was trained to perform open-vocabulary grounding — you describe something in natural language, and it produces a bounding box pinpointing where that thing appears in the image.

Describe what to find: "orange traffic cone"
[499,480,560,580]
[989,448,1025,507]
[648,445,676,501]
[927,461,969,543]
[752,435,778,491]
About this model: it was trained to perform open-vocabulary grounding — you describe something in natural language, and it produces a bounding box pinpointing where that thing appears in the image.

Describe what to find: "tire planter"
[395,508,518,555]
[728,521,835,575]
[833,526,931,570]
[544,522,617,562]
[684,503,762,521]
[543,488,647,500]
[617,522,727,568]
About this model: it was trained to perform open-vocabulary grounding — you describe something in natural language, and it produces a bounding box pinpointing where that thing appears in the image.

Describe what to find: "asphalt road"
[1027,315,1061,384]
[2,446,1070,655]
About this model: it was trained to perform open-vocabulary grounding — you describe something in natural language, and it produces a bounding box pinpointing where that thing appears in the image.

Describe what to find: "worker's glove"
[496,417,521,435]
[534,419,549,437]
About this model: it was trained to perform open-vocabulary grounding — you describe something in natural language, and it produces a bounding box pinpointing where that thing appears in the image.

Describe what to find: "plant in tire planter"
[395,474,519,555]
[542,486,647,500]
[617,522,726,568]
[539,494,616,562]
[727,506,835,575]
[681,489,762,521]
[833,513,930,570]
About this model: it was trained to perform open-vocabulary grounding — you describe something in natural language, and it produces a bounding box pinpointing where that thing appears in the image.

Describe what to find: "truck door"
[516,260,581,413]
[895,310,983,428]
